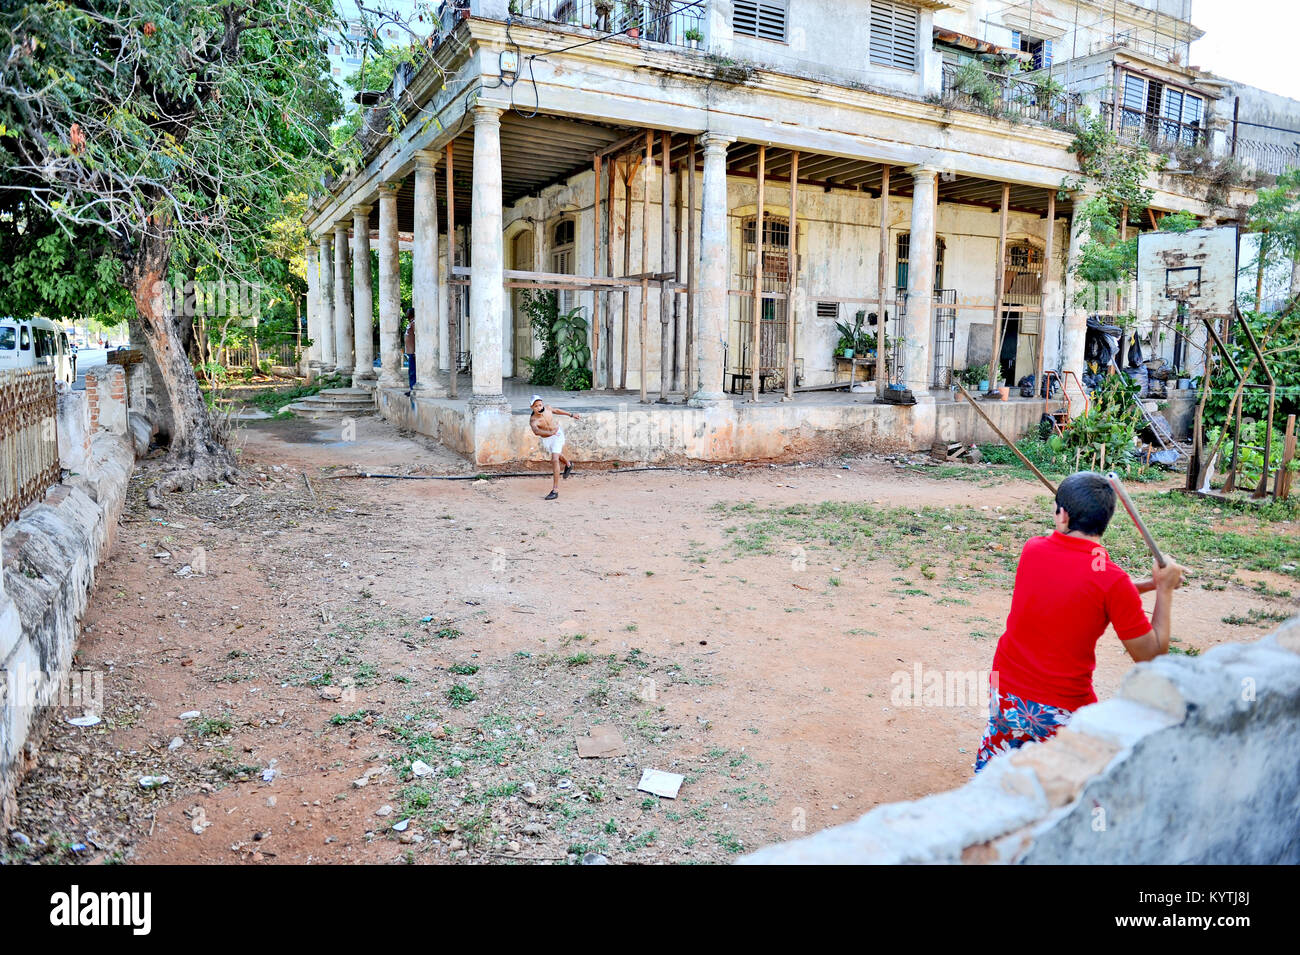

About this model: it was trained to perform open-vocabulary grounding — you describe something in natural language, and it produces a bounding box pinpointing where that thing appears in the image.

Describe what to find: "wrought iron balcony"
[512,0,705,49]
[939,61,1079,130]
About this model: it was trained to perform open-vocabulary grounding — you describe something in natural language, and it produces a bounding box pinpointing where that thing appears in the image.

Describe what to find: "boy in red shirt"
[974,471,1183,772]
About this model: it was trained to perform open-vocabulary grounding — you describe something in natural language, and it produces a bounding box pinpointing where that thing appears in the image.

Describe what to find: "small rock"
[179,710,201,720]
[168,737,184,752]
[317,686,343,701]
[411,760,435,778]
[375,805,393,817]
[581,853,609,865]
[138,775,170,789]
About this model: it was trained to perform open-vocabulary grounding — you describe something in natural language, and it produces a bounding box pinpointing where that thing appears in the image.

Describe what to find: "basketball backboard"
[1135,225,1240,324]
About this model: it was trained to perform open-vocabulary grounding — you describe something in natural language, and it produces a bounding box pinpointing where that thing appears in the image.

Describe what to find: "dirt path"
[6,415,1294,864]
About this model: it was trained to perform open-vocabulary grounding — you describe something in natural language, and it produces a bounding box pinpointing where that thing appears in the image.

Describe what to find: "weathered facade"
[305,0,1296,465]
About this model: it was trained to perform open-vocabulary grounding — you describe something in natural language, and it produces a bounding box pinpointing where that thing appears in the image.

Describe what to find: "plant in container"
[684,27,703,49]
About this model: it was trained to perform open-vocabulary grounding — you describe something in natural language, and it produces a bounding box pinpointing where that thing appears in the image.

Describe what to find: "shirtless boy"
[529,395,581,500]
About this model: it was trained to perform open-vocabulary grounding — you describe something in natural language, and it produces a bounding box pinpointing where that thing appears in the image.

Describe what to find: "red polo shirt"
[991,531,1152,712]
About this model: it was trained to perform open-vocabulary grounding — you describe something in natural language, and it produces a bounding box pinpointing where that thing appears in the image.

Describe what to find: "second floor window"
[870,0,919,72]
[733,0,788,43]
[1011,31,1053,70]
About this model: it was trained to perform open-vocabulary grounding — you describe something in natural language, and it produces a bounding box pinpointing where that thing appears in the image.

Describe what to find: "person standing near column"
[404,306,416,393]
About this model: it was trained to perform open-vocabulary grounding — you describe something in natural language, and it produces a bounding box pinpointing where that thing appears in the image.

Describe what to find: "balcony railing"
[1103,102,1204,150]
[940,62,1078,129]
[1091,30,1184,65]
[1233,138,1300,178]
[513,0,704,49]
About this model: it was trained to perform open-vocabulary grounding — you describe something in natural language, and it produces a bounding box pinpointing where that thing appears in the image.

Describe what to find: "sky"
[1189,0,1300,99]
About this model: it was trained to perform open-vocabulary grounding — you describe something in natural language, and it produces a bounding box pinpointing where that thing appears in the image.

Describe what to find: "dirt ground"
[6,412,1295,865]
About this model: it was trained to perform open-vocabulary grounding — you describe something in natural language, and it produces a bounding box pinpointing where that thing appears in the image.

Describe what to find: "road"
[71,347,109,390]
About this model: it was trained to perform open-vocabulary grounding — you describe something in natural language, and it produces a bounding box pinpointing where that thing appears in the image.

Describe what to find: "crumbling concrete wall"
[0,373,140,828]
[743,621,1300,864]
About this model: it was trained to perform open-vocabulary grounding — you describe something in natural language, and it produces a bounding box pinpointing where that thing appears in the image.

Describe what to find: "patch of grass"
[565,652,593,667]
[246,381,322,415]
[1223,608,1293,626]
[446,684,478,708]
[192,714,234,737]
[448,662,479,676]
[329,710,369,725]
[435,627,462,640]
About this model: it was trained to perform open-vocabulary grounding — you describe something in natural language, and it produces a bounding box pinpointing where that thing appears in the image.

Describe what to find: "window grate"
[816,302,839,319]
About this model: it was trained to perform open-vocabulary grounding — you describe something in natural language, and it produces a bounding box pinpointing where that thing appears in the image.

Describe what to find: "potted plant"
[836,317,866,360]
[955,364,987,392]
[684,27,703,49]
[622,0,642,37]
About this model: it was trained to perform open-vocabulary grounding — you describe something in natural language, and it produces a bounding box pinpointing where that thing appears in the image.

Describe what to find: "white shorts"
[540,430,565,455]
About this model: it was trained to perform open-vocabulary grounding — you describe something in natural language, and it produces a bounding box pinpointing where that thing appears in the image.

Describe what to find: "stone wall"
[0,363,140,828]
[743,622,1300,864]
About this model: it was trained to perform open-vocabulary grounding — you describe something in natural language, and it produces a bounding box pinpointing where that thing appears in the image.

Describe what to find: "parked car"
[0,317,77,385]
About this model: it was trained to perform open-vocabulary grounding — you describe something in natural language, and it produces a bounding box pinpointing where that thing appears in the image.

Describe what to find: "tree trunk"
[128,230,238,505]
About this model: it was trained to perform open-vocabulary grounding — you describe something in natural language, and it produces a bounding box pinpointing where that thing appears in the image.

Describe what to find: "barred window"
[733,0,788,43]
[870,1,919,72]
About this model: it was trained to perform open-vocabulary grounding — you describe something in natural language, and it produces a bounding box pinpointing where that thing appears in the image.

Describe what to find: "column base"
[352,369,378,391]
[687,390,730,408]
[412,378,450,398]
[333,364,355,378]
[468,393,511,414]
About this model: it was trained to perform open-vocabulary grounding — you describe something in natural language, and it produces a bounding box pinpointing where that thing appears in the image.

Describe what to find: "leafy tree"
[0,1,340,499]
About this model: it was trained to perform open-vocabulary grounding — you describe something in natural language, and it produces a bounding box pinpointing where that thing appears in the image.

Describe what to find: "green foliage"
[1208,419,1300,488]
[955,363,988,388]
[1047,373,1142,466]
[521,290,591,391]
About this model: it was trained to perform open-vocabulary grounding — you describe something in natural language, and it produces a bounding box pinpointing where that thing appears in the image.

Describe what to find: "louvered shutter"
[870,1,919,72]
[733,0,788,42]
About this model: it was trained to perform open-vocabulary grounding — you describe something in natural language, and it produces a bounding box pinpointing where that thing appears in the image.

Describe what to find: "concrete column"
[469,104,508,410]
[352,204,376,387]
[902,165,939,396]
[377,182,403,389]
[318,236,335,370]
[305,239,321,375]
[333,223,354,376]
[689,132,734,406]
[1060,208,1090,397]
[413,151,446,395]
[438,237,451,372]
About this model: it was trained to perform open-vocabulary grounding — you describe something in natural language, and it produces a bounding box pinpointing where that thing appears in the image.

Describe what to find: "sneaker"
[563,462,573,480]
[544,490,558,500]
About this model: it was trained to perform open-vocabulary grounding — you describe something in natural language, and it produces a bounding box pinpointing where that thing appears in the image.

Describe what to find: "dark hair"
[1054,471,1116,536]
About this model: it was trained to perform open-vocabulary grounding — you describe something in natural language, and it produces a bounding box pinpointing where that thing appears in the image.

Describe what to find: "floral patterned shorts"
[973,687,1074,773]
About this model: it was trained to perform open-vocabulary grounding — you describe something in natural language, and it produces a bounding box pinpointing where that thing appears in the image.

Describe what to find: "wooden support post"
[751,144,766,403]
[1036,189,1056,390]
[445,141,457,399]
[785,150,799,400]
[876,165,890,396]
[592,151,602,389]
[1277,414,1297,500]
[606,157,616,387]
[686,138,697,397]
[640,129,652,403]
[621,157,634,391]
[989,184,1010,392]
[660,131,672,402]
[672,151,683,393]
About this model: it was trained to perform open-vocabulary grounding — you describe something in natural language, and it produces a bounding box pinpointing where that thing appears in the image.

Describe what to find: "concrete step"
[283,401,376,420]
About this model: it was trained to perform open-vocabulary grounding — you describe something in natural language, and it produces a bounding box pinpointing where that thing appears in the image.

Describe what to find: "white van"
[0,317,77,385]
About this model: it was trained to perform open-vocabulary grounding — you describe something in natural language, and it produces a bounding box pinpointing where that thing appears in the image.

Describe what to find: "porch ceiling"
[355,115,1076,237]
[724,142,1074,218]
[362,112,634,236]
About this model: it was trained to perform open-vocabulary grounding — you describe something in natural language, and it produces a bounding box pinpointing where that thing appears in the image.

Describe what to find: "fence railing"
[940,61,1079,129]
[515,0,705,49]
[0,368,60,527]
[1103,102,1204,150]
[1233,138,1300,178]
[218,343,301,369]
